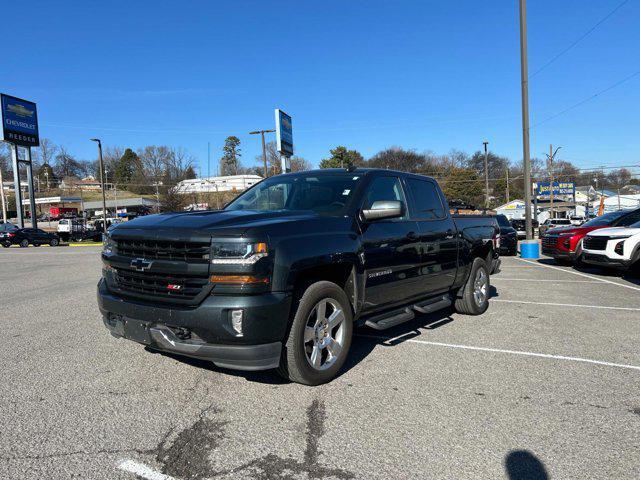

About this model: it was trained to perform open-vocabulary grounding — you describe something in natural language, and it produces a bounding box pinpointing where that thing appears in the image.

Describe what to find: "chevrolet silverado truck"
[98,168,500,385]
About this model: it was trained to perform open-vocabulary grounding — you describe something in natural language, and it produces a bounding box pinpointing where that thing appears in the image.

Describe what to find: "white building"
[591,194,640,214]
[174,175,262,194]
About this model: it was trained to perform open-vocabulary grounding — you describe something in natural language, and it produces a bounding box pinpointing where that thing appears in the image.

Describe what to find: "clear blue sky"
[3,0,639,175]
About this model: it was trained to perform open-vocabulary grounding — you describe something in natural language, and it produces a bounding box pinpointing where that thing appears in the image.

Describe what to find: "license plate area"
[124,318,152,344]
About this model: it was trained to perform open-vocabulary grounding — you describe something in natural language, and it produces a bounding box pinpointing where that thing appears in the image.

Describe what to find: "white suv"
[582,220,640,270]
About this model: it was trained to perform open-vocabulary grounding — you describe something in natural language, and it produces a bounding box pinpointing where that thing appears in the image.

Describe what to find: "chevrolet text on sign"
[1,94,39,147]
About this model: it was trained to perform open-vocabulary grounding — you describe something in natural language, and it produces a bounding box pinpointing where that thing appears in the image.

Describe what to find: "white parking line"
[492,299,640,311]
[118,459,176,480]
[491,278,600,283]
[357,334,640,372]
[516,257,640,292]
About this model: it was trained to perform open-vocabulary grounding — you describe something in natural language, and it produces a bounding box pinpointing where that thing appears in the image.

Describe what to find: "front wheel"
[278,281,353,386]
[454,258,490,315]
[19,239,29,248]
[50,238,60,247]
[1,243,10,248]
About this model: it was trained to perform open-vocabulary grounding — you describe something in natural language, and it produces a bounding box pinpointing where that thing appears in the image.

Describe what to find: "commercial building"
[174,175,262,194]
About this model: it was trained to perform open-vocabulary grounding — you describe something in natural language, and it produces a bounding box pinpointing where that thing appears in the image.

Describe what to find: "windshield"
[225,173,361,216]
[582,210,628,227]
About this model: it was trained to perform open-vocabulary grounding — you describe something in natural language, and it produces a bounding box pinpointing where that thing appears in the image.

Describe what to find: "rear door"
[360,175,422,312]
[404,177,458,295]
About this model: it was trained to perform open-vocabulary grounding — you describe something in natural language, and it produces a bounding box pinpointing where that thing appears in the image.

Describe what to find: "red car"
[541,208,640,264]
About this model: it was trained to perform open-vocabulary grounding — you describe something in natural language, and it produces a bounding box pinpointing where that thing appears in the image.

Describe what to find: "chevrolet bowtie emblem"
[130,258,152,272]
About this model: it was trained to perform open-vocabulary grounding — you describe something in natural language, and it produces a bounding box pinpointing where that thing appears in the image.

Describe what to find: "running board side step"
[413,295,451,314]
[364,295,452,330]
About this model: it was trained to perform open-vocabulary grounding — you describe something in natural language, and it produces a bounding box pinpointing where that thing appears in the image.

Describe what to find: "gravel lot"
[1,247,639,479]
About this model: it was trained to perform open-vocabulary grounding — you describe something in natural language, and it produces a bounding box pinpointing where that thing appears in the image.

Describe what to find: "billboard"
[1,94,39,147]
[275,109,293,156]
[536,181,575,197]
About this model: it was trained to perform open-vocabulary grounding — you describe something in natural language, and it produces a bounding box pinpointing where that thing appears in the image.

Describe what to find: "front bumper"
[581,252,632,269]
[97,279,291,371]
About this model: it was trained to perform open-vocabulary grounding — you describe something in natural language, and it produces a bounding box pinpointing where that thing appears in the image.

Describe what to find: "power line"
[532,69,640,128]
[529,0,629,79]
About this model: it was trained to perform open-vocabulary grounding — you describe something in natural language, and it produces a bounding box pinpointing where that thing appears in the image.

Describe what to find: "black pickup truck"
[98,168,500,385]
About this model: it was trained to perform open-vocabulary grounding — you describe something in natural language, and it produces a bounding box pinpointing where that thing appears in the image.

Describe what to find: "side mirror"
[362,200,404,221]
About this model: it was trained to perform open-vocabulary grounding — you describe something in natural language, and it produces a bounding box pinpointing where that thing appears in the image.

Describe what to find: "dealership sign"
[1,94,39,147]
[536,181,575,197]
[275,109,293,156]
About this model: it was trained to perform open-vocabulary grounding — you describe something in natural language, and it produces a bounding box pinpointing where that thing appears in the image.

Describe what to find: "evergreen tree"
[115,148,139,188]
[220,136,241,176]
[441,167,484,208]
[319,146,364,169]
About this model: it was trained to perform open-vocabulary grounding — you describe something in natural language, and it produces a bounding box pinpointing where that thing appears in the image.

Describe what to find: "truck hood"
[587,226,640,237]
[111,209,321,236]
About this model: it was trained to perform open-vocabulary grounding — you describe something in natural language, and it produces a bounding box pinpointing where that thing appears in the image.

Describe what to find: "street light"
[90,138,108,236]
[483,141,489,209]
[249,129,275,178]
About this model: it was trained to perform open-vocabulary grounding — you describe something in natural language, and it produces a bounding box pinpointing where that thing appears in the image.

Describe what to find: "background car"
[510,218,540,239]
[582,220,640,272]
[496,214,518,255]
[541,208,640,265]
[538,218,572,236]
[0,228,60,248]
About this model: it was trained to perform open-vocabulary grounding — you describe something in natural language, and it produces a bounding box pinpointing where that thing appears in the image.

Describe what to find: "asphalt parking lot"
[1,248,639,479]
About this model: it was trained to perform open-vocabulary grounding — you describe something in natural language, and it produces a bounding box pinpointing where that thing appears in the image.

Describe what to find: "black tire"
[278,281,353,386]
[50,238,59,247]
[19,239,29,248]
[454,258,490,315]
[33,243,40,247]
[1,243,10,248]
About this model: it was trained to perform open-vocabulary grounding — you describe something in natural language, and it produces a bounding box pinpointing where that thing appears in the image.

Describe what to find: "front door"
[404,177,458,295]
[360,176,422,313]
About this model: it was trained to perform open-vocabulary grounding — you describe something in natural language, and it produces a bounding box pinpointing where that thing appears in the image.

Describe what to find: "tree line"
[1,137,638,210]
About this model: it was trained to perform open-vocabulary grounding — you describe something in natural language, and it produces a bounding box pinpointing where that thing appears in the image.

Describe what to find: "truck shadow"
[148,286,499,385]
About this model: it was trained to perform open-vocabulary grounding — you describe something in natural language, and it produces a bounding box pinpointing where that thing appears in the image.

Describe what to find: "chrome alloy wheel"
[304,298,346,371]
[473,268,488,306]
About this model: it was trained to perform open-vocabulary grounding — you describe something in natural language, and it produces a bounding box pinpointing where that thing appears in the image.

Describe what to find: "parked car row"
[0,223,61,248]
[541,207,640,274]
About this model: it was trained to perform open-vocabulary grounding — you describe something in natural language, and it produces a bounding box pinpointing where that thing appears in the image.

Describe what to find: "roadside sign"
[275,109,293,156]
[1,94,39,147]
[536,181,574,197]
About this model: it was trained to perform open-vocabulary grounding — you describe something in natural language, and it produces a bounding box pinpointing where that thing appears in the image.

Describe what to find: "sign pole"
[26,147,37,228]
[0,165,7,223]
[11,144,24,228]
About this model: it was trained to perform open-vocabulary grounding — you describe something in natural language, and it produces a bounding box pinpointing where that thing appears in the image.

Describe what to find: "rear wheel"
[454,258,490,315]
[1,243,10,248]
[19,239,29,248]
[278,281,353,386]
[50,238,60,247]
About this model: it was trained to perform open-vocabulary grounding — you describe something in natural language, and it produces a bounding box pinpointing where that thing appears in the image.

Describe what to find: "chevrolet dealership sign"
[1,94,39,147]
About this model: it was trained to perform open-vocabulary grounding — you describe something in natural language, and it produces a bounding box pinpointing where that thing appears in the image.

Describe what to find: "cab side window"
[406,178,445,220]
[363,176,407,220]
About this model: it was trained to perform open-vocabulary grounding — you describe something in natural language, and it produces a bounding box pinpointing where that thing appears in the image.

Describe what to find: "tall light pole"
[483,141,490,209]
[519,0,533,240]
[90,138,108,236]
[249,129,275,178]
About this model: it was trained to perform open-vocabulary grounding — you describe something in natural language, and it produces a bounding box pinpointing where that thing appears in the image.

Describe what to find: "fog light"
[230,309,243,336]
[614,240,625,256]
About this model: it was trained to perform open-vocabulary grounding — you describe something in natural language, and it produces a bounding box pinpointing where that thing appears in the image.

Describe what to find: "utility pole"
[505,165,510,204]
[483,141,490,209]
[519,0,533,240]
[207,142,210,179]
[544,145,561,220]
[249,129,275,178]
[90,138,108,236]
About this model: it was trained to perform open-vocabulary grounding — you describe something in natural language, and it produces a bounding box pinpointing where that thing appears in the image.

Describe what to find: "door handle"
[406,231,418,241]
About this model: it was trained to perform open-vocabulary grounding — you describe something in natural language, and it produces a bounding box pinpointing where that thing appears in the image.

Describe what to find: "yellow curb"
[68,243,104,247]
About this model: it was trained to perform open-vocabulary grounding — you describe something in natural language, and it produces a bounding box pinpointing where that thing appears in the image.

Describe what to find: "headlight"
[211,242,268,265]
[103,234,116,255]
